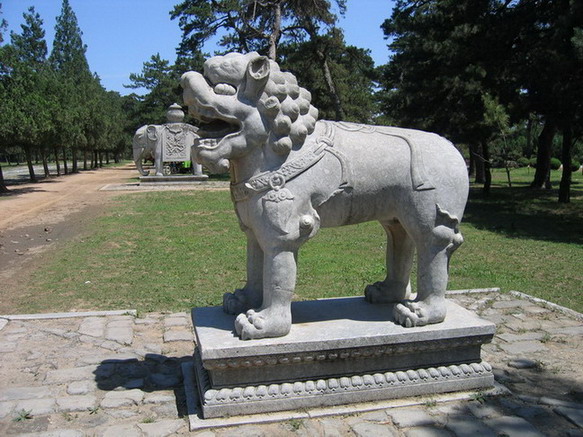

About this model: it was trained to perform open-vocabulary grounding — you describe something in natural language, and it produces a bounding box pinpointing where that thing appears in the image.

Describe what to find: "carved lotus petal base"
[188,354,494,419]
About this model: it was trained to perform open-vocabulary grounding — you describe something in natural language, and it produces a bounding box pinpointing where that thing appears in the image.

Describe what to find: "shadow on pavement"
[94,354,193,418]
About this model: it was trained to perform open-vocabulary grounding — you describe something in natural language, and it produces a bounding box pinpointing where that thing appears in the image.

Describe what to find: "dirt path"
[0,165,137,314]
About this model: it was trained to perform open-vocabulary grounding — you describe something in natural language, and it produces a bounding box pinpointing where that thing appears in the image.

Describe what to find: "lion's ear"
[243,56,270,100]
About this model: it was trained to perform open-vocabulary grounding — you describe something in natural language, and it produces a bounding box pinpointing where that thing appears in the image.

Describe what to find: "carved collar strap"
[231,138,331,203]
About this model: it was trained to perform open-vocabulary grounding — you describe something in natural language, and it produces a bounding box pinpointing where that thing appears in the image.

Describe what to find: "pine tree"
[171,0,359,120]
[125,53,182,126]
[0,6,54,183]
[48,0,93,174]
[49,0,89,77]
[10,6,47,69]
[0,2,7,44]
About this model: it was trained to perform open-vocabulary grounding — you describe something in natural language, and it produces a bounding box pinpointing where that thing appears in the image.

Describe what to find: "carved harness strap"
[231,121,351,203]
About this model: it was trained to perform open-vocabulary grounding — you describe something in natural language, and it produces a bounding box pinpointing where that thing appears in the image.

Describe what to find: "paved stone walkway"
[1,291,582,436]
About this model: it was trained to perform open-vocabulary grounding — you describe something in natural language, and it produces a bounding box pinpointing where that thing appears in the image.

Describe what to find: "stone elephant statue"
[133,124,163,176]
[133,103,203,177]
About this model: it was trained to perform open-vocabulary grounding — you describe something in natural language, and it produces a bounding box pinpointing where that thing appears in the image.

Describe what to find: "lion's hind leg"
[394,205,464,327]
[365,220,414,304]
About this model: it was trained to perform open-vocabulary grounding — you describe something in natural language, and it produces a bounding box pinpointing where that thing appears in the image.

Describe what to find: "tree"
[125,53,183,125]
[0,7,55,183]
[49,0,89,78]
[502,0,580,196]
[10,6,56,178]
[171,0,345,60]
[49,0,93,174]
[279,32,378,122]
[0,2,6,44]
[170,0,352,118]
[379,0,516,194]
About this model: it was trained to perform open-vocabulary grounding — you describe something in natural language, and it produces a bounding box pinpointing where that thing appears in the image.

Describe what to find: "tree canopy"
[1,0,581,203]
[0,0,131,185]
[378,0,582,200]
[170,0,346,60]
[170,0,379,121]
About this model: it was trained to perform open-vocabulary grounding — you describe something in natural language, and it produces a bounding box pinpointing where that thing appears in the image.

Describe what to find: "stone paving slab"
[0,291,582,436]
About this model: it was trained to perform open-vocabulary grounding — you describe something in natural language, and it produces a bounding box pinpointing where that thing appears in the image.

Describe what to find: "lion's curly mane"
[256,61,319,156]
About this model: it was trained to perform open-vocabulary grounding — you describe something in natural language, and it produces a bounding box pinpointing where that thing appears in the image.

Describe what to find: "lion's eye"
[214,83,237,96]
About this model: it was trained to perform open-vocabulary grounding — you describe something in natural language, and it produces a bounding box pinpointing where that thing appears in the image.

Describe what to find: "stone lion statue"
[181,52,469,340]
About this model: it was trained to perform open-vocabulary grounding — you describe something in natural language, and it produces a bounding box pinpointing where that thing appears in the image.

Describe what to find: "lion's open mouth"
[197,119,239,150]
[189,100,240,151]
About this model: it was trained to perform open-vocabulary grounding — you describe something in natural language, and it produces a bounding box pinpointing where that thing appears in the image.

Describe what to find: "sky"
[3,0,395,96]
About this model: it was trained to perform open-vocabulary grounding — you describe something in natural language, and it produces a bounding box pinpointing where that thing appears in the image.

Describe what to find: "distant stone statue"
[132,103,204,177]
[181,52,469,340]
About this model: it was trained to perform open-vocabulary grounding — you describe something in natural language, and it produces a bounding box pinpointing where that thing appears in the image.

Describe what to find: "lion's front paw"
[393,298,446,328]
[234,308,291,340]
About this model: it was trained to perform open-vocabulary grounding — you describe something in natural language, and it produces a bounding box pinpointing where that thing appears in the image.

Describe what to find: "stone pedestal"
[139,174,208,184]
[190,297,495,418]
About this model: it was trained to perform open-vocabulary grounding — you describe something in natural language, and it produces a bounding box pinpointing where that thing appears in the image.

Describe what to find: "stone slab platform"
[191,297,496,418]
[139,174,209,184]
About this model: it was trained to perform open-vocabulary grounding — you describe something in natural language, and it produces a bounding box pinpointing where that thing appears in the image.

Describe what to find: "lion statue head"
[181,52,319,174]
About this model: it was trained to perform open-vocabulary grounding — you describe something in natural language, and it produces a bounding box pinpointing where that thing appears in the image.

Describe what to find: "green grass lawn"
[21,167,583,314]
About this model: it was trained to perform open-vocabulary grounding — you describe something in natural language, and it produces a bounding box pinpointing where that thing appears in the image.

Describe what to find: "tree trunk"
[472,143,486,183]
[504,164,512,188]
[99,151,103,168]
[62,147,68,175]
[24,145,37,183]
[468,146,475,177]
[0,162,9,193]
[105,151,110,165]
[42,149,50,177]
[267,2,282,60]
[525,116,534,158]
[83,150,88,170]
[93,150,98,168]
[531,118,556,189]
[482,141,492,196]
[53,147,61,176]
[320,55,345,121]
[558,125,573,203]
[72,148,78,173]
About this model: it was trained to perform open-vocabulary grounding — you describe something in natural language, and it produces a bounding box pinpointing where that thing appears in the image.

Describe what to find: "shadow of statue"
[93,353,193,418]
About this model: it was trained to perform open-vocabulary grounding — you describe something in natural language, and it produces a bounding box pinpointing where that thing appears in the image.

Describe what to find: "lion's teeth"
[199,138,218,149]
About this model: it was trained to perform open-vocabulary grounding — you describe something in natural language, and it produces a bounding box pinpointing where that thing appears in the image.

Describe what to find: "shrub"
[528,158,537,168]
[550,158,561,170]
[571,160,581,172]
[517,157,530,168]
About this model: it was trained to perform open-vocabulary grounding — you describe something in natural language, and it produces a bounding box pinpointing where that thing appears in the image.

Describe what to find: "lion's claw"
[394,299,446,328]
[394,302,421,327]
[234,307,291,340]
[235,311,268,340]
